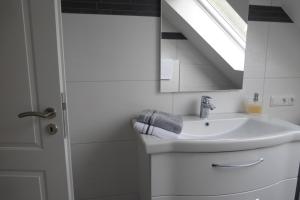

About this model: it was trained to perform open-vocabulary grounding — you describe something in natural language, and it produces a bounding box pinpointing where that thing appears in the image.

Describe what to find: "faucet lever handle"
[201,96,212,103]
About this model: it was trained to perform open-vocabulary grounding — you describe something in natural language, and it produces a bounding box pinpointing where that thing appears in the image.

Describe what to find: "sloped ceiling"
[227,0,249,22]
[283,0,300,28]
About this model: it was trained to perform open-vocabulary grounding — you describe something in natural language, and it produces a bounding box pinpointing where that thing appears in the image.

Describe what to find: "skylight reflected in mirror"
[196,0,247,71]
[160,0,249,92]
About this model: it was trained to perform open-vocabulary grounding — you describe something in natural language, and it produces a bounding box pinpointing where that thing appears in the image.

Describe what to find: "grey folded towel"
[136,110,183,134]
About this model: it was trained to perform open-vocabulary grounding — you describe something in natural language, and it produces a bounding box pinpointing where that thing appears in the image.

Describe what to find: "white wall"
[62,2,300,200]
[283,0,300,28]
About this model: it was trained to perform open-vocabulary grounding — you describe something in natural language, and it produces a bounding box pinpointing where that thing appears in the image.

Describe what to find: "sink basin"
[137,113,300,154]
[180,117,248,139]
[179,115,291,140]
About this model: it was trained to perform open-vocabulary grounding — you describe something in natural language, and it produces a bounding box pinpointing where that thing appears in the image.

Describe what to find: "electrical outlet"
[288,96,295,106]
[270,95,295,107]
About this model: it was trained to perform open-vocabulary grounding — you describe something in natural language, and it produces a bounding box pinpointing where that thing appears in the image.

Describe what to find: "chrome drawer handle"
[212,158,264,168]
[18,107,56,119]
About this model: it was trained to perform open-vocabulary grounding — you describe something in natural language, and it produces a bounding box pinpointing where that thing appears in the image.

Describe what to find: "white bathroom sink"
[179,114,291,140]
[137,113,300,154]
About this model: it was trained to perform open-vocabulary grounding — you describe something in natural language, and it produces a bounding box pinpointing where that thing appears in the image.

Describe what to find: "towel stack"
[133,110,183,139]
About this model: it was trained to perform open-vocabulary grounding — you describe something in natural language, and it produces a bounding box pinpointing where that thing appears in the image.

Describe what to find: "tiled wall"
[62,1,300,200]
[61,0,291,22]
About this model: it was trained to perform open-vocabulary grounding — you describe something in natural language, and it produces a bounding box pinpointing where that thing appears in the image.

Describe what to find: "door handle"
[212,158,264,168]
[18,107,56,119]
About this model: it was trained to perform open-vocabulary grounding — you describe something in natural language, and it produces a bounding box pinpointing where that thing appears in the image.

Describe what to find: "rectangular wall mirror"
[160,0,249,92]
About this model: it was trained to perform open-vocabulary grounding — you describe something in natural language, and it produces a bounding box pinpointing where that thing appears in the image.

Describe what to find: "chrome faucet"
[200,96,216,119]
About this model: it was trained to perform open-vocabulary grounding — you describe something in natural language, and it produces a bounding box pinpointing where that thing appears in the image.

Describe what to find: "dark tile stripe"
[161,32,187,40]
[249,5,293,22]
[61,0,160,17]
[61,1,293,23]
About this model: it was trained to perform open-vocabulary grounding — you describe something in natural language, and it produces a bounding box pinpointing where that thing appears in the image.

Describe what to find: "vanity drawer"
[152,178,297,200]
[151,143,300,196]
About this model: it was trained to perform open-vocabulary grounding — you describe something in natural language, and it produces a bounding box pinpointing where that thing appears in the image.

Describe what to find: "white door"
[0,0,73,200]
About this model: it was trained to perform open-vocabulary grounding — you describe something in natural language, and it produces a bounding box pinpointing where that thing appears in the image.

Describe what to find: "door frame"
[53,1,74,199]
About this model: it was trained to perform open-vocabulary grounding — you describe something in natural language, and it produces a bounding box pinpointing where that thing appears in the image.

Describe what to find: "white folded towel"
[133,121,179,139]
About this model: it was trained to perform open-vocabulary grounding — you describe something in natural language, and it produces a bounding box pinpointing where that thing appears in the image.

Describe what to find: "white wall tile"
[179,63,232,92]
[272,0,283,6]
[173,78,264,115]
[161,17,179,32]
[176,40,211,65]
[67,81,172,143]
[161,40,177,59]
[173,91,243,116]
[244,22,269,78]
[243,78,265,102]
[250,0,272,5]
[72,141,138,199]
[263,78,300,124]
[266,23,300,78]
[63,14,159,82]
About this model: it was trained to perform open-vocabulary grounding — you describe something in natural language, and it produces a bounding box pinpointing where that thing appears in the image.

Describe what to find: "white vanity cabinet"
[151,178,297,200]
[138,142,300,200]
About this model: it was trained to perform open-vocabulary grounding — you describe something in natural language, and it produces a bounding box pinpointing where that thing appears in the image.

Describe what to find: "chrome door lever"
[18,107,56,119]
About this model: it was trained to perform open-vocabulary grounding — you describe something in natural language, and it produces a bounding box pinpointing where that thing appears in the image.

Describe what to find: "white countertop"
[134,113,300,154]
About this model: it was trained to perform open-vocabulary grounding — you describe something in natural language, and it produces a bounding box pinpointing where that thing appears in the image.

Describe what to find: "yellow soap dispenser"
[246,93,262,114]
